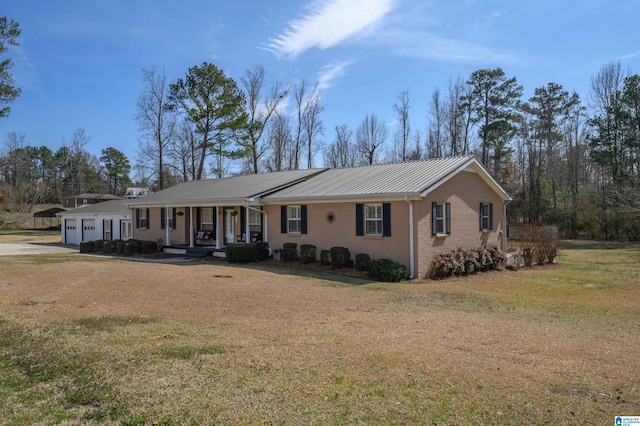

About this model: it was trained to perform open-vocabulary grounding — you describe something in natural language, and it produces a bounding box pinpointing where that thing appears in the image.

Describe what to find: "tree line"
[1,17,639,240]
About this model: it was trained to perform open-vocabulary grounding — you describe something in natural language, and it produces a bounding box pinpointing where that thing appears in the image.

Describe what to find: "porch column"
[263,211,268,242]
[189,206,194,248]
[215,206,220,249]
[165,206,171,246]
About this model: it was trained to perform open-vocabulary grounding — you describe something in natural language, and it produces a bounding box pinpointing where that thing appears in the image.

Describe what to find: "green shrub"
[116,241,125,255]
[103,240,115,254]
[140,240,159,254]
[282,242,298,261]
[487,245,507,269]
[355,253,371,271]
[299,244,317,264]
[79,241,94,253]
[330,246,351,270]
[320,249,331,266]
[225,242,269,263]
[124,240,140,256]
[369,258,408,282]
[92,240,104,253]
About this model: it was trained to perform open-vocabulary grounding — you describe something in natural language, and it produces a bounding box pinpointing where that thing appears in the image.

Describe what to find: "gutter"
[404,196,415,279]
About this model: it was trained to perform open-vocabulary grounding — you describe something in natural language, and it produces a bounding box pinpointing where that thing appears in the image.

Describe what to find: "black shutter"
[161,208,165,229]
[489,203,494,230]
[108,219,113,240]
[172,208,177,230]
[355,204,364,236]
[281,206,287,233]
[136,209,140,229]
[431,202,437,236]
[479,202,483,231]
[445,203,451,234]
[240,207,246,235]
[301,205,308,234]
[382,203,391,237]
[196,208,201,230]
[145,209,150,229]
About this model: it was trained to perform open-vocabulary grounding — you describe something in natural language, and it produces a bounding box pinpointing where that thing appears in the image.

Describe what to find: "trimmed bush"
[330,246,351,270]
[116,241,125,255]
[103,240,116,254]
[300,244,317,264]
[355,253,371,271]
[92,240,105,253]
[430,245,507,279]
[225,242,270,263]
[320,249,331,266]
[282,242,298,261]
[124,240,141,256]
[79,241,94,253]
[140,240,159,255]
[369,258,408,282]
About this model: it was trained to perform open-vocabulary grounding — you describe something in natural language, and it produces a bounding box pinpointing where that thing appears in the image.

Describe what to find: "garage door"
[65,219,78,244]
[82,219,96,242]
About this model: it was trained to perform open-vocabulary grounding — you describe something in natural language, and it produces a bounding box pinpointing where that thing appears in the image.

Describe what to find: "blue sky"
[1,0,639,168]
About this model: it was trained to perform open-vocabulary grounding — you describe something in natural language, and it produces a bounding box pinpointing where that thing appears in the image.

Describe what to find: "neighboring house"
[123,155,511,278]
[56,199,133,244]
[62,193,122,209]
[123,187,152,198]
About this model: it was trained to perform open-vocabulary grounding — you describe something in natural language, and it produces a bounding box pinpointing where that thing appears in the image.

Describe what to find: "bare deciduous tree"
[356,114,387,165]
[392,89,411,162]
[238,65,289,174]
[323,124,355,168]
[135,66,176,190]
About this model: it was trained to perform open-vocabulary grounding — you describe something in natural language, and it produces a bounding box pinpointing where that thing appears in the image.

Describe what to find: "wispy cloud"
[266,0,396,58]
[12,45,40,92]
[618,51,640,60]
[376,28,519,65]
[318,60,353,91]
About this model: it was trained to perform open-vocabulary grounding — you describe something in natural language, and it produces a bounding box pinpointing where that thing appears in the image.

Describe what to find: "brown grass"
[0,239,639,424]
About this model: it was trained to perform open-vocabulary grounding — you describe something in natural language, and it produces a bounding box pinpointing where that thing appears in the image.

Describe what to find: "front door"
[120,220,131,240]
[224,208,235,245]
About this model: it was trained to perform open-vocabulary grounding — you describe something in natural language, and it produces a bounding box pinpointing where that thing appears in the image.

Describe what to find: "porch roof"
[123,169,327,208]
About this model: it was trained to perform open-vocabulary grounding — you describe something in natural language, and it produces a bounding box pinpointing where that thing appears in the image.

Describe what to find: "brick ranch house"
[120,155,511,278]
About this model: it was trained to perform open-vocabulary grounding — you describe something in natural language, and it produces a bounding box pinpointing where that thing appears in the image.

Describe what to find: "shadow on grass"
[185,258,378,286]
[560,239,640,251]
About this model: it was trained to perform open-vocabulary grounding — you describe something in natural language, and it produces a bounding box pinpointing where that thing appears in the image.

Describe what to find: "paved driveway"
[0,243,78,256]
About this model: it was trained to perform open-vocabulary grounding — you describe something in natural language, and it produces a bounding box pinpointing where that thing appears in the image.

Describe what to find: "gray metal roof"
[56,199,130,216]
[124,168,326,207]
[263,156,486,201]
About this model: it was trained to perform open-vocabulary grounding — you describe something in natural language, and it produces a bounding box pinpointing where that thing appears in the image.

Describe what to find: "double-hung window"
[281,205,307,234]
[103,219,112,240]
[137,208,149,229]
[365,204,383,236]
[200,207,214,231]
[479,202,493,231]
[288,205,301,233]
[431,202,451,236]
[161,207,176,230]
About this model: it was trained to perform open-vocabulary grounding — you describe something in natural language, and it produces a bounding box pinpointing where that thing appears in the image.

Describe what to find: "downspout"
[245,205,250,243]
[404,196,415,279]
[502,200,509,252]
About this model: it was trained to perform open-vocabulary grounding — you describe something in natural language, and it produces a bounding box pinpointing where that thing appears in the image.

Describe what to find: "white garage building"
[57,200,132,245]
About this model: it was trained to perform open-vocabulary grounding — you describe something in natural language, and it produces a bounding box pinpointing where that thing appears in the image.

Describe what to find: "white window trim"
[480,203,491,231]
[287,205,301,234]
[434,202,446,235]
[201,207,214,231]
[139,209,148,229]
[364,203,383,236]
